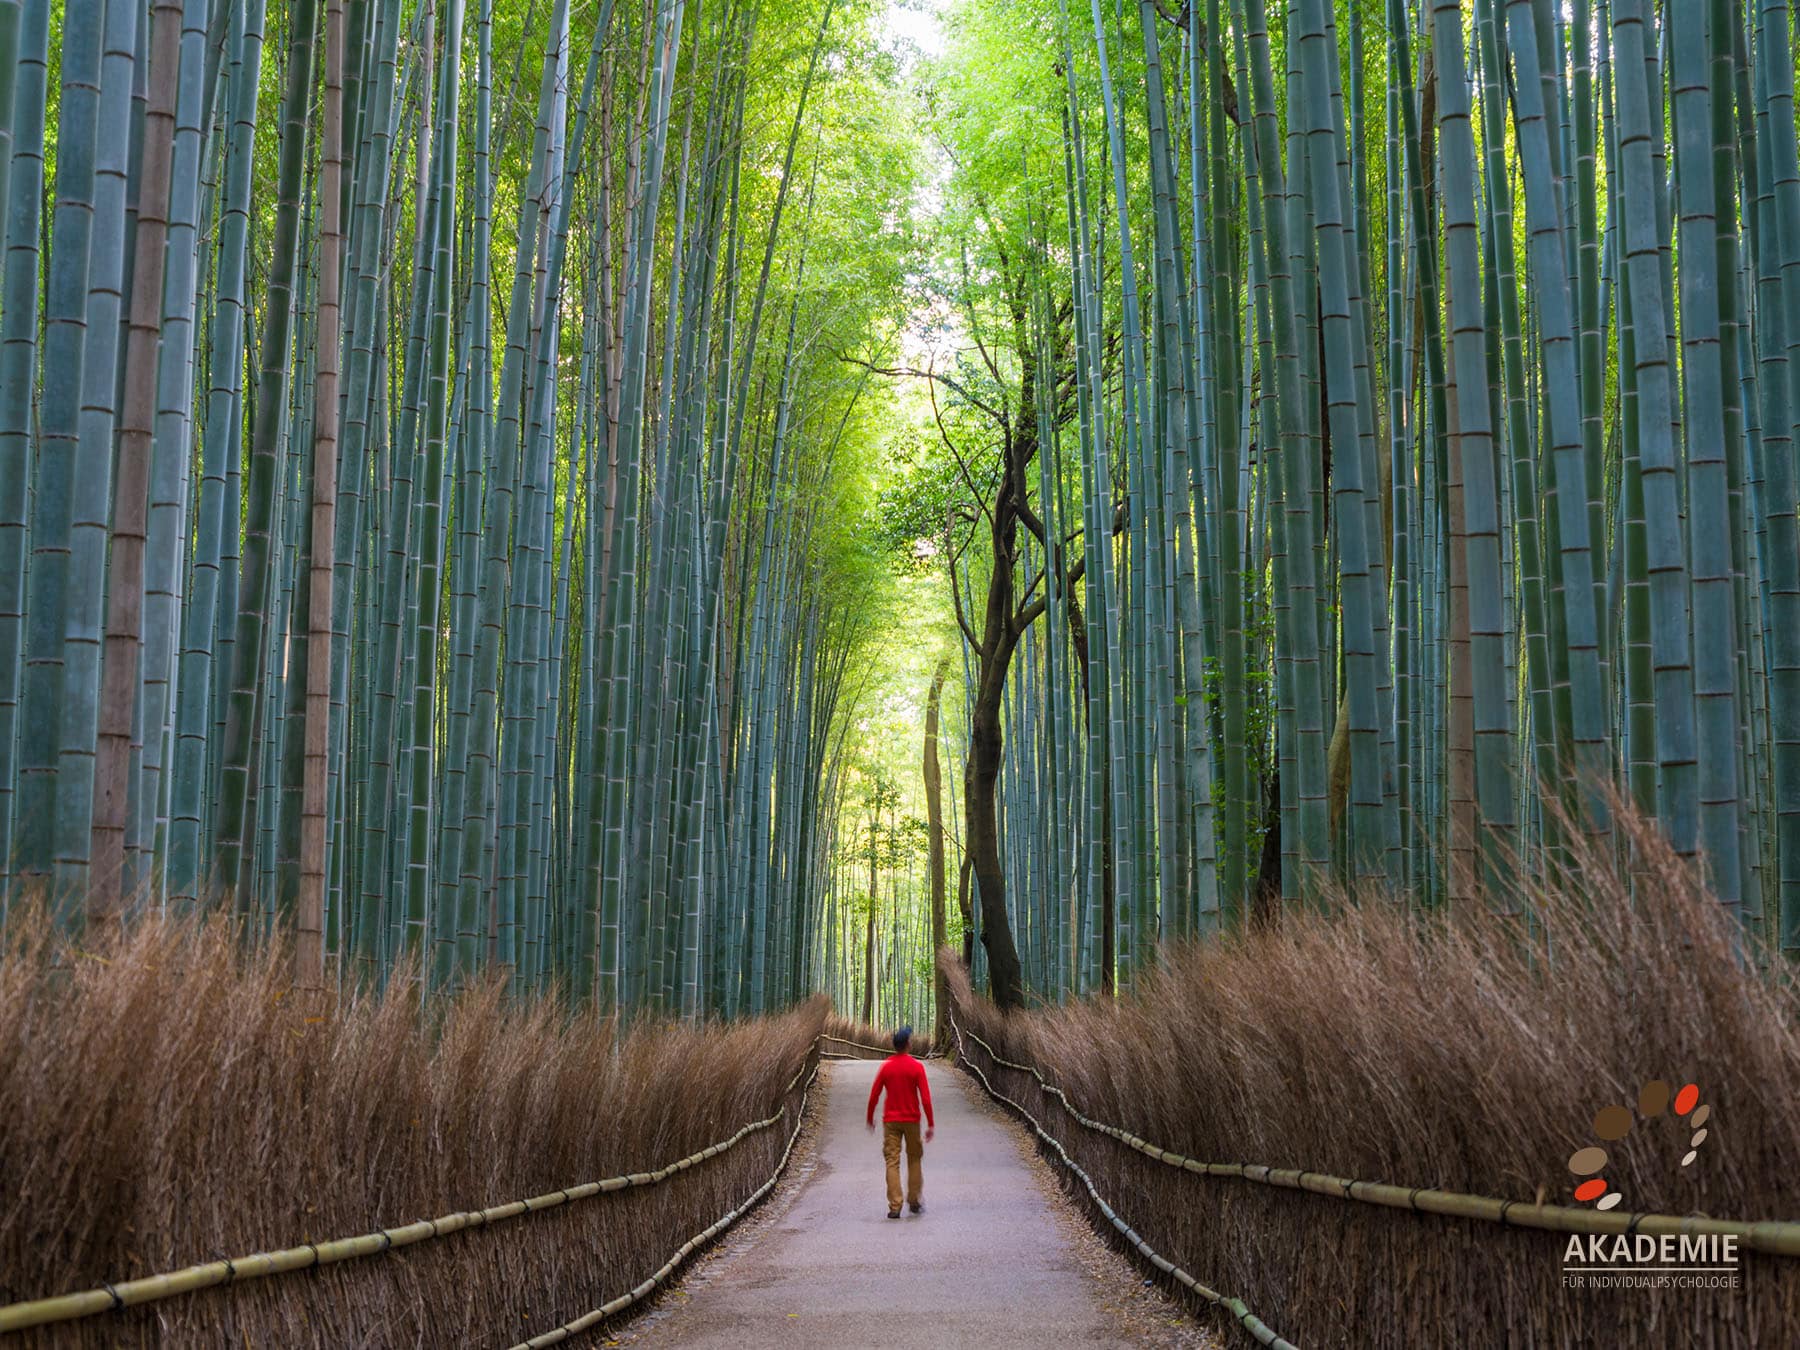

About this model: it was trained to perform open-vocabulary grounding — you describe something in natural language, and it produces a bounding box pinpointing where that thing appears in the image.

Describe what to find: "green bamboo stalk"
[1611,0,1701,858]
[214,0,318,899]
[17,0,105,906]
[1430,0,1517,889]
[0,0,51,904]
[1669,0,1745,911]
[1502,0,1611,839]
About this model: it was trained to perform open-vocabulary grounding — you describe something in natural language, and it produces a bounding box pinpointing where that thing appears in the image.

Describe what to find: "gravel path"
[616,1058,1218,1350]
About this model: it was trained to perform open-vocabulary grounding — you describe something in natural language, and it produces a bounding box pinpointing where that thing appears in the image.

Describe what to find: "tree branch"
[927,358,1000,537]
[1012,552,1087,634]
[835,350,1009,430]
[945,514,986,655]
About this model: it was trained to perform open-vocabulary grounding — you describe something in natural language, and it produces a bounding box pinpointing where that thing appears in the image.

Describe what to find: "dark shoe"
[887,1209,901,1220]
[909,1201,923,1214]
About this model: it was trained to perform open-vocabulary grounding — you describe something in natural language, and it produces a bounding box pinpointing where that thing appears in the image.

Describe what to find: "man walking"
[866,1025,934,1219]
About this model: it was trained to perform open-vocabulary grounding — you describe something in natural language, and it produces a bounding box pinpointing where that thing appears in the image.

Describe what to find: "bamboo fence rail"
[511,1058,822,1347]
[955,1022,1800,1257]
[950,1016,1296,1349]
[818,1032,943,1059]
[0,1043,823,1334]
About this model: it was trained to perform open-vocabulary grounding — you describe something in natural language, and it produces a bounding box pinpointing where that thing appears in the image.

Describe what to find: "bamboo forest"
[2,0,1799,1340]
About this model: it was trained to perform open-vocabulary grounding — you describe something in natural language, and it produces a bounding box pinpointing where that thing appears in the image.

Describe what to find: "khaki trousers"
[882,1120,923,1211]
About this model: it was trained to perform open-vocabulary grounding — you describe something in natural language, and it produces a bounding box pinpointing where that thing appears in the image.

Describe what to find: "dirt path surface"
[617,1058,1216,1350]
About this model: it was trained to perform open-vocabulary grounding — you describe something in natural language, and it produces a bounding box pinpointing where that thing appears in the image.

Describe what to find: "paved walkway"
[627,1057,1134,1348]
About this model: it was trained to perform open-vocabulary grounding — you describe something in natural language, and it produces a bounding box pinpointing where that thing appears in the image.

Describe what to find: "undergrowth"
[822,1011,934,1059]
[947,804,1800,1347]
[0,912,824,1346]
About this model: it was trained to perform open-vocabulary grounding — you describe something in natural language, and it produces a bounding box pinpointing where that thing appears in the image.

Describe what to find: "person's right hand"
[925,1126,935,1143]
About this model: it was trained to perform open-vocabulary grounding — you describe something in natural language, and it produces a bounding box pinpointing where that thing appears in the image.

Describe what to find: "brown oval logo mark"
[1567,1080,1712,1209]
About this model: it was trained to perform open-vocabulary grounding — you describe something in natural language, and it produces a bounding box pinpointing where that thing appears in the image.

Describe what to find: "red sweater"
[867,1053,935,1127]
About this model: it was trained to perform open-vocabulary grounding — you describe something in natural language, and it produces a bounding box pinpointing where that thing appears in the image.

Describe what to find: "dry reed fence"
[946,809,1800,1348]
[820,1013,935,1059]
[0,912,824,1346]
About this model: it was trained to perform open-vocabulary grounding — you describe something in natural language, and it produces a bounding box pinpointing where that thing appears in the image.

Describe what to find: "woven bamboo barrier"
[511,1058,822,1348]
[0,1043,822,1335]
[956,1023,1800,1258]
[950,1016,1295,1350]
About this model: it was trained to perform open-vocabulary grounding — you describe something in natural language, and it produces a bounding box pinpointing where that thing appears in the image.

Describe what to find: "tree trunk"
[299,0,346,991]
[1445,348,1477,903]
[91,0,184,919]
[1100,741,1116,995]
[924,656,949,1043]
[861,812,876,1023]
[1064,585,1115,994]
[954,290,1050,1011]
[1251,765,1282,927]
[966,642,1025,1010]
[956,852,973,967]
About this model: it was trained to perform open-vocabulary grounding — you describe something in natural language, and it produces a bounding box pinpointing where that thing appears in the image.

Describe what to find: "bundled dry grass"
[821,1011,934,1059]
[946,807,1800,1347]
[0,912,823,1346]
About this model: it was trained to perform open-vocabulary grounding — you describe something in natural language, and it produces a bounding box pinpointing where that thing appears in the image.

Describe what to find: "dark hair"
[892,1025,912,1051]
